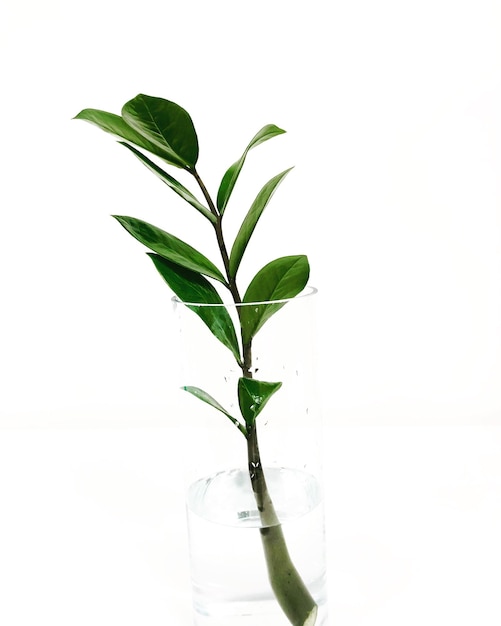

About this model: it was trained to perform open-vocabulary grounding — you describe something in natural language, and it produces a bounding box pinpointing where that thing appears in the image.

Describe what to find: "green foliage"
[148,254,241,363]
[217,124,286,215]
[228,168,293,279]
[76,94,309,431]
[75,95,198,169]
[241,255,310,345]
[119,143,214,222]
[74,108,183,167]
[238,378,282,429]
[121,94,199,170]
[114,216,226,283]
[182,386,246,436]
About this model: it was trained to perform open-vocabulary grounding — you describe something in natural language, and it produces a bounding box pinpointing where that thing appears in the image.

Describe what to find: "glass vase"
[172,287,328,626]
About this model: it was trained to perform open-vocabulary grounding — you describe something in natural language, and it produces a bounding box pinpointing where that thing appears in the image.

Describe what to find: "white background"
[1,0,500,624]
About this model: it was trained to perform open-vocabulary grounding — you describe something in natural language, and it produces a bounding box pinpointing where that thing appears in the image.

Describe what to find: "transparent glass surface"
[173,287,328,625]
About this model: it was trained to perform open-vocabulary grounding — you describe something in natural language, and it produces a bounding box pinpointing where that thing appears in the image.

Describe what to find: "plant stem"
[193,170,318,626]
[192,167,242,305]
[245,362,317,626]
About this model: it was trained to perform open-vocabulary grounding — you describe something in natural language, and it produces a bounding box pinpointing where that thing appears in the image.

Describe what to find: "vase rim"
[171,285,318,308]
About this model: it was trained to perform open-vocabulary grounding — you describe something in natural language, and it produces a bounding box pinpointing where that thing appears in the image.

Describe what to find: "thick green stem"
[193,169,317,626]
[247,415,317,626]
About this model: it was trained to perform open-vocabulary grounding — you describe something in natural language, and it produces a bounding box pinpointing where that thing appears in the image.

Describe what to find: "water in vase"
[186,466,328,626]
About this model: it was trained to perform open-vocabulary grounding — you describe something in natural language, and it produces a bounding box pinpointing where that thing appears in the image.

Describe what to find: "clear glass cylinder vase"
[172,287,328,626]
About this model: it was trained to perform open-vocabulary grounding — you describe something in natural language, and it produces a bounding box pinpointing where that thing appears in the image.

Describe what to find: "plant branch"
[191,168,242,305]
[191,168,219,218]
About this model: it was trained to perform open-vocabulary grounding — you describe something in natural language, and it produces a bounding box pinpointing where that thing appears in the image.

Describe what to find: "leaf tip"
[272,124,287,135]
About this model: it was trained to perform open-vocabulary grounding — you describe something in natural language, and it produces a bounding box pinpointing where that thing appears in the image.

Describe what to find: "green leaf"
[238,377,282,429]
[122,94,198,170]
[119,143,215,223]
[182,386,246,436]
[217,124,286,215]
[114,216,226,284]
[74,108,180,165]
[240,255,310,344]
[229,168,293,278]
[148,254,241,363]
